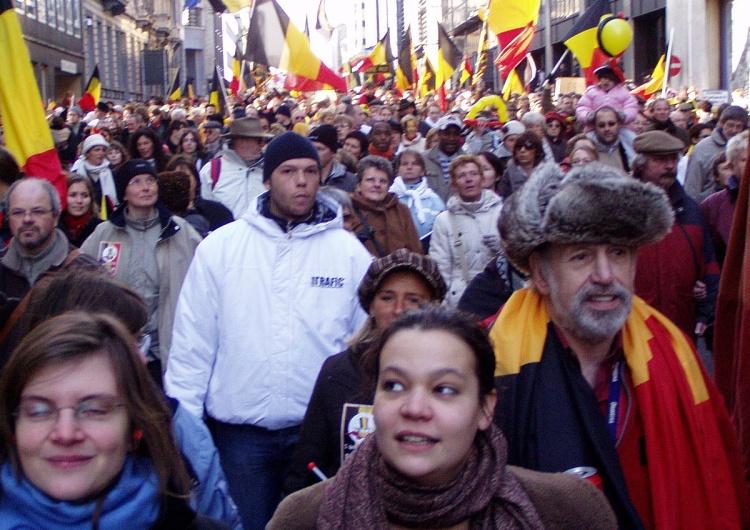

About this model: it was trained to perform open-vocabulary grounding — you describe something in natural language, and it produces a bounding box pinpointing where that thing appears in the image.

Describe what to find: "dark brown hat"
[633,130,685,155]
[358,249,447,312]
[223,117,273,139]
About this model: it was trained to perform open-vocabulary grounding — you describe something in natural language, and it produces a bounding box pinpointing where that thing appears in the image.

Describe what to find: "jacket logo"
[311,276,345,288]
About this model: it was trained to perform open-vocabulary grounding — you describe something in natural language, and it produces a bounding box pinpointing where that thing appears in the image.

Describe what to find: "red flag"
[0,0,65,204]
[488,0,541,79]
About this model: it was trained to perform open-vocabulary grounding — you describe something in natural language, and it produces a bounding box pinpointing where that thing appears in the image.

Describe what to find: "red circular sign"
[669,55,681,77]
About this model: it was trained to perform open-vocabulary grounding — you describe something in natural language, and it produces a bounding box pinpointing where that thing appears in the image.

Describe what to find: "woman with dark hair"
[342,130,369,160]
[0,147,22,202]
[284,250,447,494]
[58,173,102,247]
[476,151,505,192]
[270,306,617,529]
[498,131,545,199]
[0,312,228,528]
[176,128,211,171]
[165,155,234,233]
[349,156,422,257]
[128,128,169,172]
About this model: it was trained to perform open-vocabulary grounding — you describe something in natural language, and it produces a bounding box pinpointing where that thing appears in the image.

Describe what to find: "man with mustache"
[631,130,720,341]
[488,162,749,529]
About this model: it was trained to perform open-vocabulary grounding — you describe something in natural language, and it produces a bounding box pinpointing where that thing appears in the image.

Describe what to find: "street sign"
[669,55,682,77]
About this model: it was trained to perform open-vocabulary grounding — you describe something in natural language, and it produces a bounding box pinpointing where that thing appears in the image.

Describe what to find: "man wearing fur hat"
[198,116,272,218]
[631,130,720,341]
[489,162,749,529]
[166,131,372,530]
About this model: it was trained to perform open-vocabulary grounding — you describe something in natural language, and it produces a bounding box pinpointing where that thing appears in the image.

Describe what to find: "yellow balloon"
[598,17,633,57]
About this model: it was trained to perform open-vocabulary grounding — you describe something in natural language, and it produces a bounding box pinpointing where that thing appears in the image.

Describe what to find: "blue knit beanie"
[263,132,320,182]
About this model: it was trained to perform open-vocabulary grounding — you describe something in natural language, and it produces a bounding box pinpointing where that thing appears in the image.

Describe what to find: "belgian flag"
[246,0,346,92]
[77,65,101,113]
[209,66,228,117]
[352,30,393,75]
[562,0,609,84]
[436,23,461,111]
[488,0,541,79]
[395,27,414,93]
[182,78,195,103]
[418,57,436,99]
[0,0,65,203]
[167,67,181,101]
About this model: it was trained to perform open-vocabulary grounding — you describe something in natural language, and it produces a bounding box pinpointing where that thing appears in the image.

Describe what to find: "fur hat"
[358,249,447,312]
[263,132,320,182]
[500,162,674,275]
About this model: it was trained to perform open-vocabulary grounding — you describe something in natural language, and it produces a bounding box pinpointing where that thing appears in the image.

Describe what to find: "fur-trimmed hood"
[500,162,674,274]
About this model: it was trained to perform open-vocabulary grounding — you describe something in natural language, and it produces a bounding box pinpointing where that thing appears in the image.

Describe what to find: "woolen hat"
[308,124,341,153]
[501,120,525,138]
[275,104,292,118]
[263,132,320,182]
[358,249,447,312]
[500,162,674,275]
[223,117,273,139]
[633,130,686,155]
[81,134,110,156]
[114,159,157,202]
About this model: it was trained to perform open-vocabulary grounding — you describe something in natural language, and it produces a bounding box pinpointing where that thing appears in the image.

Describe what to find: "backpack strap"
[210,158,222,190]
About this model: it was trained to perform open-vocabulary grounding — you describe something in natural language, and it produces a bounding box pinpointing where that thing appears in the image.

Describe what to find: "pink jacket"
[575,83,638,126]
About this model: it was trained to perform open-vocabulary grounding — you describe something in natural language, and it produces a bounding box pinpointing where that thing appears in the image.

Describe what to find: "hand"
[482,234,502,254]
[695,322,707,337]
[692,280,707,300]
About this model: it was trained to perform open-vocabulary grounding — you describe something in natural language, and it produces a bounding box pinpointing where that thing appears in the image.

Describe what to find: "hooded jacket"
[198,148,266,218]
[684,127,730,202]
[430,189,503,306]
[80,203,202,367]
[165,192,372,428]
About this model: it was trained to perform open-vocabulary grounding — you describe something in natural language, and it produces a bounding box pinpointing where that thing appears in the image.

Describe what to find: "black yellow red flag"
[562,0,609,84]
[0,0,65,203]
[396,28,414,93]
[209,66,228,117]
[488,0,541,79]
[167,67,181,101]
[246,0,346,92]
[436,23,461,91]
[77,65,101,113]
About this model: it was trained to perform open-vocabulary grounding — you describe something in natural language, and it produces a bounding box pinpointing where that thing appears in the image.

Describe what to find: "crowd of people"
[0,66,749,529]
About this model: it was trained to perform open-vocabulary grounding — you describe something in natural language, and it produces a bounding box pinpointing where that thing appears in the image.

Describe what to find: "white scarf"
[389,176,431,223]
[78,159,118,206]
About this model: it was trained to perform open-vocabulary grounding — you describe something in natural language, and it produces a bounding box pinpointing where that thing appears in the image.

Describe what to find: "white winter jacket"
[430,190,503,306]
[165,192,372,429]
[198,149,266,219]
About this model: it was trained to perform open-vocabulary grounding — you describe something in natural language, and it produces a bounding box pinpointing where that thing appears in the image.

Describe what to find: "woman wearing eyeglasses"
[0,312,227,528]
[497,131,546,199]
[430,155,503,306]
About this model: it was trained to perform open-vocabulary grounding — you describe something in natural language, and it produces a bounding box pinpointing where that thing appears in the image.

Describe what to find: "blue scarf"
[0,455,161,530]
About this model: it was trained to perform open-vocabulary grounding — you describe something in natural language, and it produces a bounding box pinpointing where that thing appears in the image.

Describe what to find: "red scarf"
[62,210,93,240]
[368,144,394,161]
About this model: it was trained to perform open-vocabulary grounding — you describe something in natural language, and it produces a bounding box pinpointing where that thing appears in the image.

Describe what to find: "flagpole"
[544,49,569,84]
[661,27,674,97]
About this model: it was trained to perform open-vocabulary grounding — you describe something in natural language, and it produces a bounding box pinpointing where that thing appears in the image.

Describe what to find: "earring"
[132,429,144,445]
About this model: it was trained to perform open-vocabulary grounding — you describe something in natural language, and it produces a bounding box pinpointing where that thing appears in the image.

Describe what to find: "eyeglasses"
[455,169,480,179]
[8,208,53,220]
[517,142,536,151]
[15,396,125,425]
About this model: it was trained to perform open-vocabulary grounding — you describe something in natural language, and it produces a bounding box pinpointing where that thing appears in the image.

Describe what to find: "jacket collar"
[108,202,180,242]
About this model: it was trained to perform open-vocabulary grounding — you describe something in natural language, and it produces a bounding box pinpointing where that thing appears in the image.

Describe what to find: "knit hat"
[358,249,447,312]
[308,124,341,153]
[81,134,110,156]
[500,162,674,275]
[262,132,320,182]
[96,101,111,113]
[114,159,157,202]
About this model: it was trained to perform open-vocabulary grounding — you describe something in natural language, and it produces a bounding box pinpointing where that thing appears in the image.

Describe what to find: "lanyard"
[606,360,624,442]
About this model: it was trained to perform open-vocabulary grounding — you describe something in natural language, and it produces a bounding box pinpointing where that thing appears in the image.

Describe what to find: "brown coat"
[350,191,423,257]
[268,466,617,530]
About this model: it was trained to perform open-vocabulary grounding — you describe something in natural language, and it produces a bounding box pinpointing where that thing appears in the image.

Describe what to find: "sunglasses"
[517,142,536,150]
